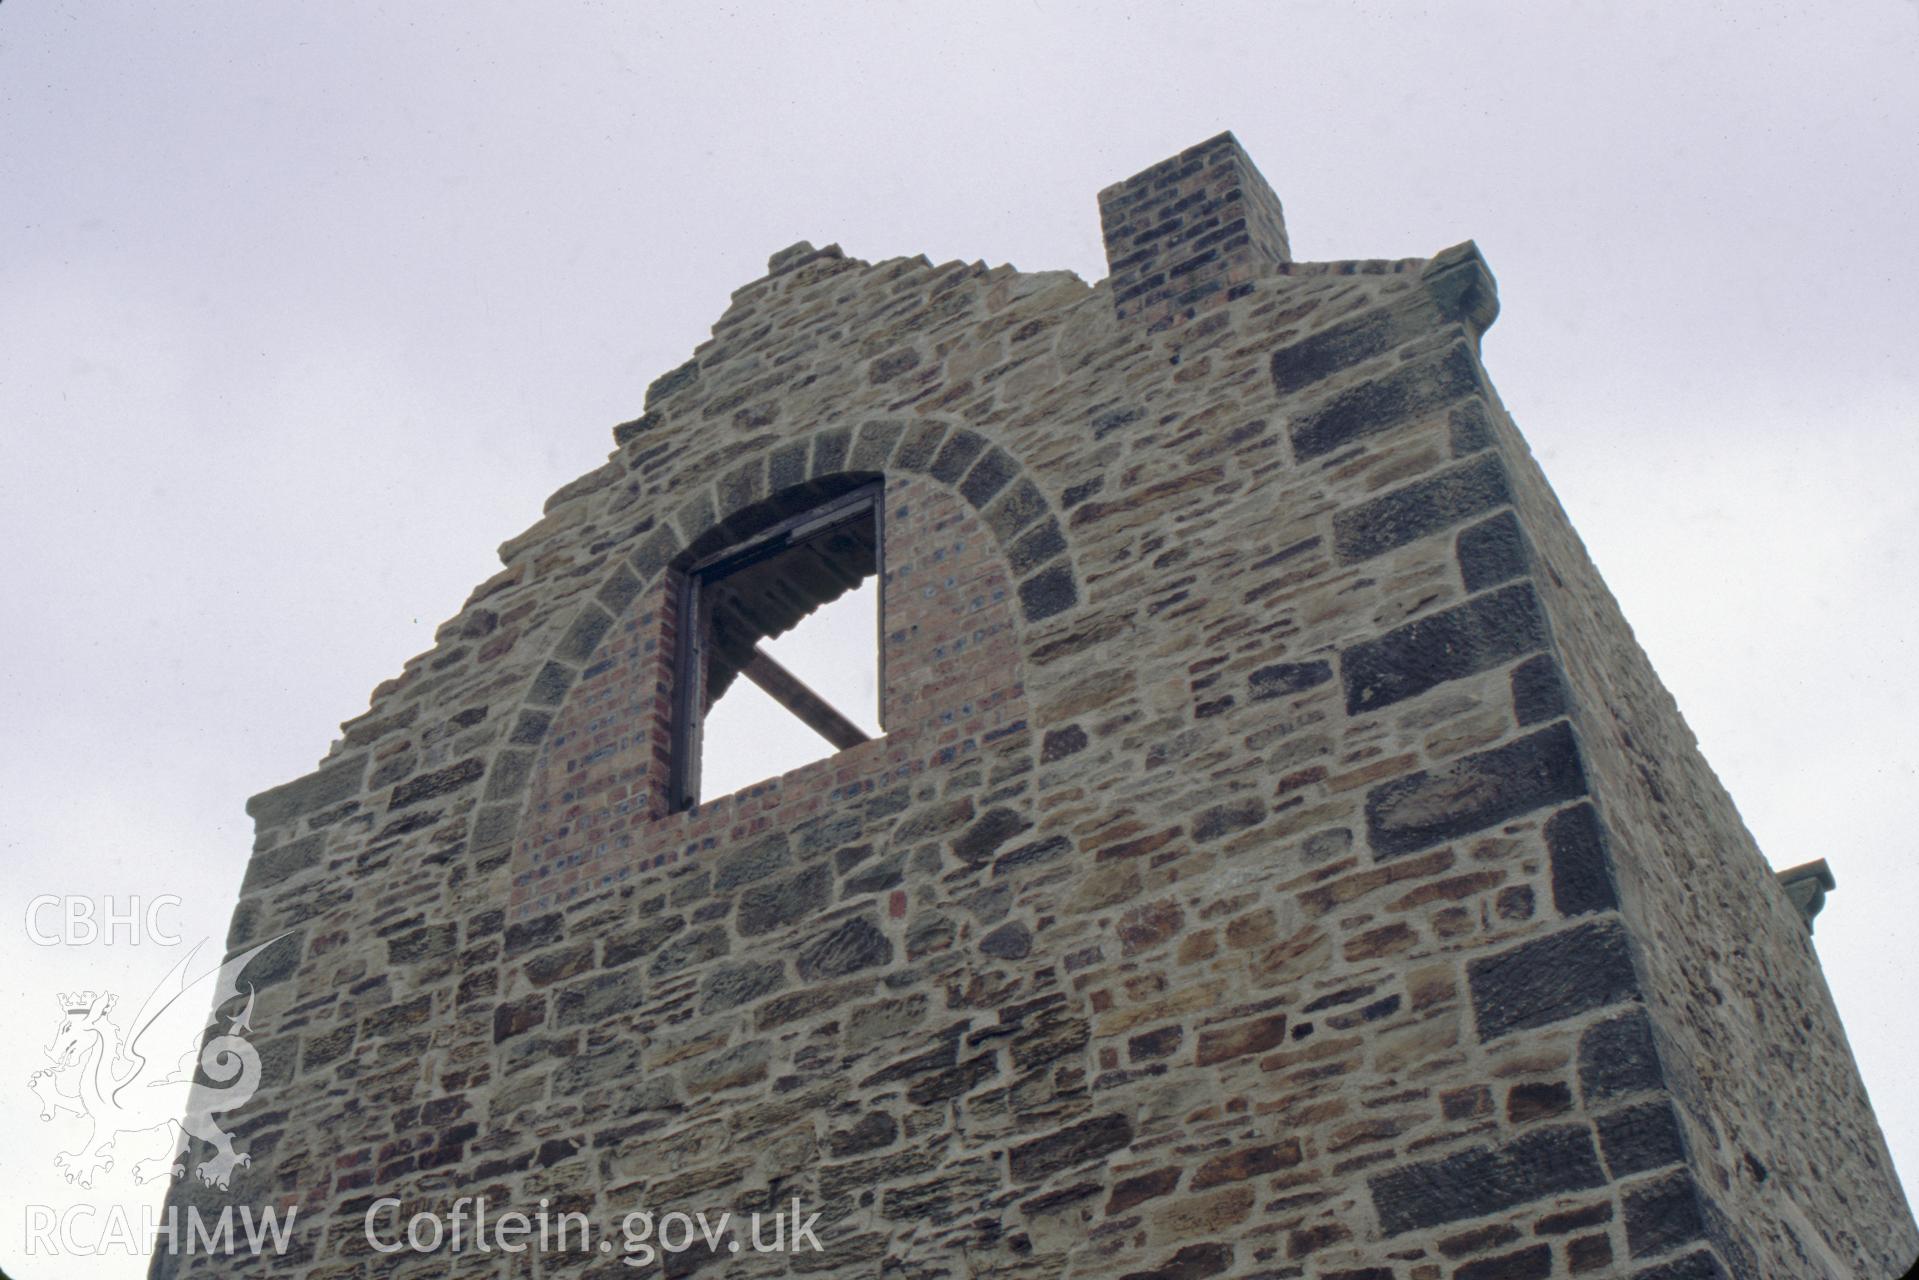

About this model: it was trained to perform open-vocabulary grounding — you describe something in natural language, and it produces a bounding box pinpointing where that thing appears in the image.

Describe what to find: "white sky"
[2,3,1915,1275]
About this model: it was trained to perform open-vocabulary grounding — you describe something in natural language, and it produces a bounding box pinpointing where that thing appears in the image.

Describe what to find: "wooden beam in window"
[739,646,871,751]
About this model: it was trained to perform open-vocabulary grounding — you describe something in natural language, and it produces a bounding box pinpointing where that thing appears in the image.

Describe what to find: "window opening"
[671,484,883,809]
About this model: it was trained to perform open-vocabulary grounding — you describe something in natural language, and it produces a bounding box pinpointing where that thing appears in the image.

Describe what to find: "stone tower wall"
[1489,394,1916,1276]
[161,135,1913,1280]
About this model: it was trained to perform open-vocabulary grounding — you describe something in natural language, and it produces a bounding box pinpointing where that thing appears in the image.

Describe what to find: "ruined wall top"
[205,133,1913,1280]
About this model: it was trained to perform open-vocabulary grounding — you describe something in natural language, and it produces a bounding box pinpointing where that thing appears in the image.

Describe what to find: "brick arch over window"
[475,422,1081,922]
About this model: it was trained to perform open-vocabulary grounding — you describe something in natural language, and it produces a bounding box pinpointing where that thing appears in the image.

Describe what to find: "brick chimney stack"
[1097,130,1292,327]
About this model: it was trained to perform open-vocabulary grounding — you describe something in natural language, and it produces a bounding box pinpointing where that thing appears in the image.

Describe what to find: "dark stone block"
[699,959,788,1013]
[1455,1244,1551,1280]
[1091,406,1144,440]
[241,832,323,894]
[716,460,764,523]
[736,864,831,937]
[1450,399,1495,455]
[1625,1170,1707,1258]
[1191,1140,1301,1188]
[555,605,614,663]
[867,346,921,384]
[712,832,791,891]
[1249,660,1332,701]
[1567,1234,1613,1270]
[796,916,893,980]
[1062,477,1103,508]
[555,968,647,1027]
[388,923,459,966]
[842,850,905,896]
[1290,341,1483,461]
[992,835,1071,877]
[1007,1113,1134,1183]
[648,924,729,977]
[905,1053,997,1106]
[1195,1012,1287,1065]
[1116,1242,1233,1280]
[1629,1250,1729,1280]
[522,941,593,988]
[483,749,536,802]
[1341,583,1547,714]
[1040,725,1087,762]
[1369,1124,1606,1235]
[811,425,852,475]
[860,1032,961,1088]
[929,429,988,484]
[492,993,544,1043]
[1599,1100,1688,1178]
[767,440,808,494]
[1128,1024,1184,1061]
[305,798,362,830]
[535,1136,580,1168]
[1510,654,1568,726]
[675,486,720,545]
[1006,1000,1091,1070]
[1469,920,1640,1040]
[1366,721,1587,859]
[952,807,1032,867]
[1458,512,1529,593]
[223,898,262,955]
[1423,241,1500,334]
[1535,1202,1613,1235]
[1009,518,1068,575]
[794,810,861,858]
[1270,309,1399,395]
[246,752,368,827]
[504,912,563,959]
[848,418,905,471]
[1019,1181,1103,1216]
[1438,1223,1522,1259]
[894,797,975,843]
[1547,803,1619,916]
[237,929,304,989]
[979,921,1032,959]
[508,709,552,745]
[755,981,860,1032]
[826,1112,899,1158]
[1506,1081,1573,1124]
[526,661,576,707]
[628,526,680,582]
[893,421,949,473]
[1332,455,1511,564]
[251,1032,301,1095]
[612,411,659,446]
[472,803,519,853]
[1580,1009,1666,1102]
[1107,1166,1181,1215]
[960,447,1017,509]
[1019,564,1078,623]
[1193,797,1265,842]
[986,477,1049,542]
[644,358,700,409]
[390,757,485,810]
[301,1023,357,1071]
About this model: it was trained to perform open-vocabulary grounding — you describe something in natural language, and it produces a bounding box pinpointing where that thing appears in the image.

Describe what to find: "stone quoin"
[157,132,1916,1278]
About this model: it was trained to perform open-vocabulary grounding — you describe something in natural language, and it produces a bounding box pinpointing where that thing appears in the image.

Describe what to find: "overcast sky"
[3,3,1915,1275]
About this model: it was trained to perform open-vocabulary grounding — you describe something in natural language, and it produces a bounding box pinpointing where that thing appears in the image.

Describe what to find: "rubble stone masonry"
[158,133,1916,1278]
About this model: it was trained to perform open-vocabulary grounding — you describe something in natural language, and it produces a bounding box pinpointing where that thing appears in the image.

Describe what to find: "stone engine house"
[164,134,1916,1278]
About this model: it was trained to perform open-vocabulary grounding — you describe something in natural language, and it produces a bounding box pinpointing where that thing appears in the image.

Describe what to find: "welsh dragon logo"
[27,935,285,1191]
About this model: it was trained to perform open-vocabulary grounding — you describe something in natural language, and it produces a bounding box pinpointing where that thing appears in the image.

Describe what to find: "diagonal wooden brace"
[739,646,871,751]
